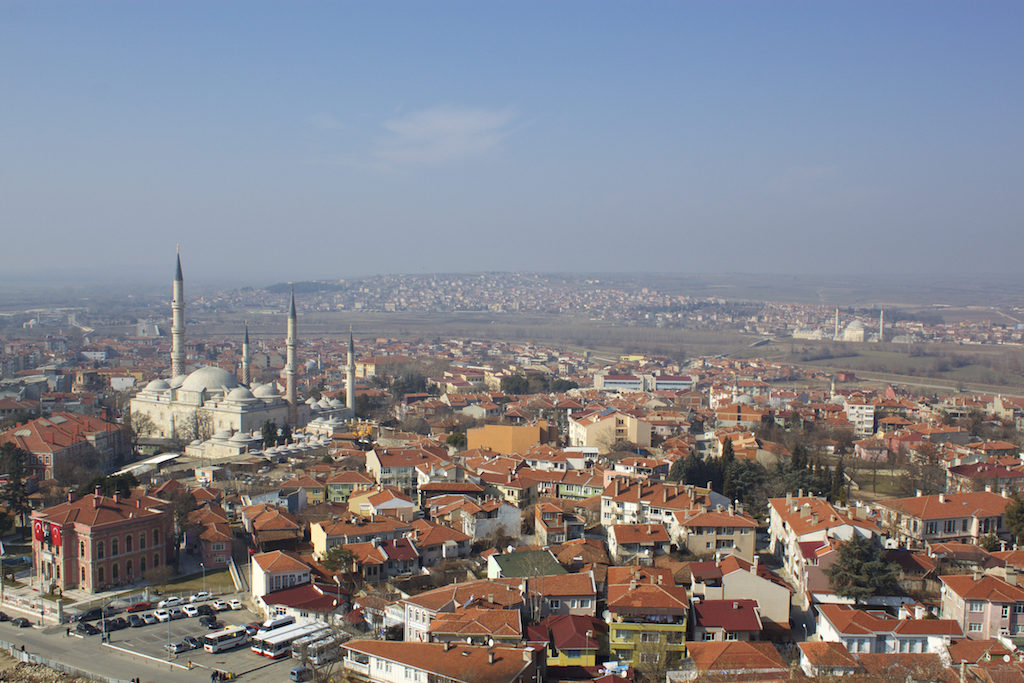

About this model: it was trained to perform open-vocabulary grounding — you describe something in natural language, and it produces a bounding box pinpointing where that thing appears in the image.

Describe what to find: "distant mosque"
[130,251,356,441]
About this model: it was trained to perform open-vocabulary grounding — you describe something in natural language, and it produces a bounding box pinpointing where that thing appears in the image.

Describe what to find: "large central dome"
[180,366,240,393]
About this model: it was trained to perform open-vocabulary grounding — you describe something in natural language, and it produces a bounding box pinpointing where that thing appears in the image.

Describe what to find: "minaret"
[171,248,186,377]
[879,309,885,343]
[346,325,356,411]
[241,321,250,386]
[285,286,297,423]
[834,308,839,340]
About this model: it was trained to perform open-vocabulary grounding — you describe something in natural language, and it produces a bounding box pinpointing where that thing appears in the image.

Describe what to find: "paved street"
[5,608,297,682]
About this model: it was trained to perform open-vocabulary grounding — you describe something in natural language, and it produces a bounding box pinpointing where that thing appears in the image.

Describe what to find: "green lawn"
[163,568,235,594]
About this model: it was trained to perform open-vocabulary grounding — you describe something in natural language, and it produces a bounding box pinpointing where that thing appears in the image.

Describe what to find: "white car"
[211,600,230,612]
[228,599,242,610]
[153,609,171,622]
[182,604,199,617]
[189,591,212,603]
[165,641,188,655]
[158,596,184,609]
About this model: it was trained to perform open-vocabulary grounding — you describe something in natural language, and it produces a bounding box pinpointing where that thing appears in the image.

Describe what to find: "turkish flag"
[50,523,62,547]
[33,520,44,542]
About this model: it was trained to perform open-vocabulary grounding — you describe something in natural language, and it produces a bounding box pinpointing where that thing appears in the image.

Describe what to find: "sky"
[1,1,1022,285]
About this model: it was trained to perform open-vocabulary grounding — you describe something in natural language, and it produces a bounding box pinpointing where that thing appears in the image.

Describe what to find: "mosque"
[130,252,357,441]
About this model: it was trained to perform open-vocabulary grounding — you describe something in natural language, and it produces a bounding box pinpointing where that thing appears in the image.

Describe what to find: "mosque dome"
[253,383,280,398]
[226,387,255,402]
[168,375,187,389]
[328,398,344,408]
[212,429,233,442]
[181,366,239,393]
[144,379,170,393]
[229,432,254,444]
[305,397,318,406]
[845,320,865,332]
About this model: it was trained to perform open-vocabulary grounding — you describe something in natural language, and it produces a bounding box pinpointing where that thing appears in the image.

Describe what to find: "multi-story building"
[606,566,688,668]
[402,579,524,642]
[2,412,128,479]
[940,572,1024,639]
[601,480,725,528]
[366,447,449,494]
[568,409,652,453]
[325,470,375,503]
[251,550,311,601]
[877,491,1010,548]
[817,604,962,653]
[31,491,173,594]
[339,640,542,683]
[608,524,671,565]
[673,508,758,561]
[534,502,585,546]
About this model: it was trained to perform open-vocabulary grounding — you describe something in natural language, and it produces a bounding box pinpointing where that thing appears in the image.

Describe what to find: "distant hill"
[265,281,344,294]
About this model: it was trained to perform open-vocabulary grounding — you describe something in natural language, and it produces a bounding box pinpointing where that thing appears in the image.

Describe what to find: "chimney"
[444,641,453,651]
[916,489,923,498]
[113,493,119,504]
[733,601,739,609]
[67,492,73,503]
[1002,487,1009,498]
[785,492,792,506]
[1006,567,1018,587]
[811,512,819,525]
[488,651,495,664]
[136,498,142,508]
[800,504,811,519]
[522,648,532,663]
[798,488,804,498]
[985,484,992,493]
[938,493,946,504]
[752,555,759,574]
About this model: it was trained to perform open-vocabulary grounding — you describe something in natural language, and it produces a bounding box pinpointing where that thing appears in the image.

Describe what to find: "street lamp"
[200,562,205,596]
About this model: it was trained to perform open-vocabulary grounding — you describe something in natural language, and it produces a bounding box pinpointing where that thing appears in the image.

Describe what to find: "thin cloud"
[309,113,345,131]
[374,105,515,167]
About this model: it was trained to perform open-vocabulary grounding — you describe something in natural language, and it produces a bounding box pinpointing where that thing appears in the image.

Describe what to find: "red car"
[126,601,152,613]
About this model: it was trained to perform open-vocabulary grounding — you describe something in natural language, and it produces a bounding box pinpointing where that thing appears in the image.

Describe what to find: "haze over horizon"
[2,2,1022,283]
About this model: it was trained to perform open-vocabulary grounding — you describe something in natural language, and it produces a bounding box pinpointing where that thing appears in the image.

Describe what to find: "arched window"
[98,567,104,583]
[153,529,160,545]
[80,542,85,557]
[126,535,132,552]
[97,541,104,559]
[80,568,85,582]
[153,554,159,568]
[139,533,146,550]
[126,560,133,579]
[140,556,146,574]
[112,563,119,580]
[111,538,119,556]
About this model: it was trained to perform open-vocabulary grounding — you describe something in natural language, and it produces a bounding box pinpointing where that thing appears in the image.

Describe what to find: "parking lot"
[76,599,296,679]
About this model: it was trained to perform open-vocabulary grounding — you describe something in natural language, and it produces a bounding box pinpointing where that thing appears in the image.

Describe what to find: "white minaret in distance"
[285,286,297,423]
[171,249,186,377]
[346,325,356,411]
[834,308,840,340]
[879,309,885,343]
[241,321,250,386]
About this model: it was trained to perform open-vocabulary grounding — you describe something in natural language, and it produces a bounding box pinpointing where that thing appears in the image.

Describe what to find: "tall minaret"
[346,325,356,411]
[285,286,297,423]
[171,248,186,377]
[241,321,250,386]
[834,308,840,340]
[879,309,885,343]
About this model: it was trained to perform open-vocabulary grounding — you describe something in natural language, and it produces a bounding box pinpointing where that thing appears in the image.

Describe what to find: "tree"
[445,432,467,450]
[550,379,578,392]
[826,535,900,601]
[321,544,355,573]
[181,409,213,442]
[980,533,1001,552]
[500,374,530,395]
[279,422,292,445]
[0,444,31,537]
[78,472,138,498]
[261,420,278,449]
[1004,495,1024,544]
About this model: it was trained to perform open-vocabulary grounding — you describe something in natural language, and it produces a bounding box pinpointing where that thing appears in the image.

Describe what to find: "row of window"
[87,553,160,585]
[83,529,160,560]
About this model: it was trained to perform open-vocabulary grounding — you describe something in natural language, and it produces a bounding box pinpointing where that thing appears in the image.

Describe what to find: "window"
[925,522,937,535]
[126,535,132,552]
[97,542,104,559]
[943,520,956,534]
[126,560,133,579]
[1003,605,1010,618]
[549,599,560,609]
[98,567,104,582]
[969,623,982,632]
[639,652,660,664]
[140,557,146,574]
[139,533,146,550]
[580,599,591,608]
[1016,604,1024,614]
[111,538,118,556]
[566,650,582,659]
[962,519,969,532]
[703,632,716,641]
[112,563,119,580]
[80,542,85,557]
[725,632,738,641]
[80,568,85,582]
[641,632,660,643]
[614,629,628,640]
[153,529,160,545]
[153,554,159,568]
[970,601,984,612]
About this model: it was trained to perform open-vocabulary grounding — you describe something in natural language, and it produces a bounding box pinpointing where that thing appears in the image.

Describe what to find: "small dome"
[144,379,170,393]
[227,387,255,402]
[168,375,187,389]
[253,383,279,398]
[305,397,318,406]
[329,398,344,408]
[229,432,253,443]
[181,366,239,393]
[212,429,233,441]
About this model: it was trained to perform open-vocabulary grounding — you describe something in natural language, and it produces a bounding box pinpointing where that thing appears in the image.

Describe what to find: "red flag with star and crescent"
[33,519,45,542]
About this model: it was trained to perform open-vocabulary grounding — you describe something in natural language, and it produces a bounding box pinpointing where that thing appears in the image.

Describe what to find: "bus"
[293,634,345,666]
[203,625,249,653]
[257,614,295,636]
[250,617,301,654]
[259,622,329,659]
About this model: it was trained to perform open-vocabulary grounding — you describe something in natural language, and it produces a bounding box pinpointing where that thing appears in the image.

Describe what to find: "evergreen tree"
[0,444,30,538]
[261,420,278,449]
[826,535,900,601]
[667,457,687,483]
[1005,495,1024,544]
[792,444,808,471]
[279,423,293,445]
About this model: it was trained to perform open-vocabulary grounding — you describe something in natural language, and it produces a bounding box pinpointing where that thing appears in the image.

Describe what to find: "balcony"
[344,657,369,675]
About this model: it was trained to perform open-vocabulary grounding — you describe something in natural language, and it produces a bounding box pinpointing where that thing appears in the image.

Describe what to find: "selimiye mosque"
[130,251,356,442]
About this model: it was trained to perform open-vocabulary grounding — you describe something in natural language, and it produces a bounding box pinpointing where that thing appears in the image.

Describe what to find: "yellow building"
[606,567,688,668]
[466,422,556,455]
[528,615,607,667]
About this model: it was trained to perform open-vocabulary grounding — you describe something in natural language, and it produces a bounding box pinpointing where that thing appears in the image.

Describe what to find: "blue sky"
[2,2,1022,284]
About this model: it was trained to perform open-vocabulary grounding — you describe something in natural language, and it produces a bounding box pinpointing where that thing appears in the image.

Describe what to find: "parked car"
[105,617,128,631]
[0,612,8,622]
[183,636,203,649]
[198,615,217,628]
[243,622,260,636]
[11,618,30,628]
[228,599,242,610]
[169,607,186,620]
[197,604,215,617]
[153,609,171,622]
[189,591,212,603]
[128,614,146,628]
[182,605,199,618]
[76,621,100,636]
[142,613,159,625]
[200,616,222,630]
[74,608,103,622]
[158,596,184,609]
[165,641,189,655]
[211,600,230,612]
[289,666,310,682]
[127,601,152,613]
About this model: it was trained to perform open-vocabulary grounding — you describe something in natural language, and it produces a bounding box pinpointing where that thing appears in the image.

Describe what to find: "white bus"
[250,616,300,654]
[301,634,345,666]
[259,622,329,659]
[203,625,249,653]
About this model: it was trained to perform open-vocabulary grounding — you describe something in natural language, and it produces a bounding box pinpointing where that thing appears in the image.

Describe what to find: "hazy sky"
[2,2,1022,285]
